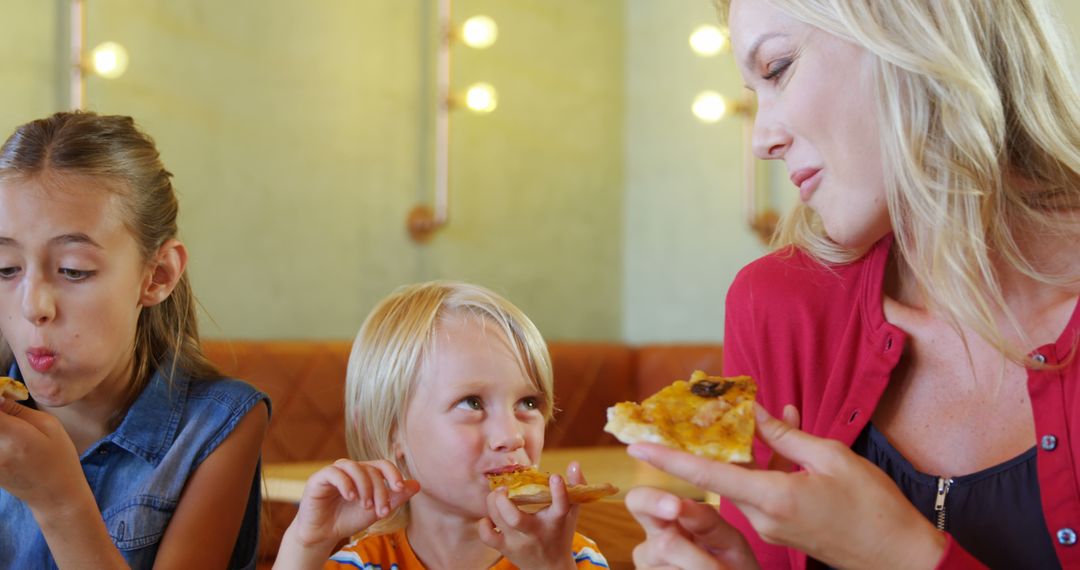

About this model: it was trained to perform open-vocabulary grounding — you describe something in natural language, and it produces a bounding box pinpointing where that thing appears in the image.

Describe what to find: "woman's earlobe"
[140,239,188,307]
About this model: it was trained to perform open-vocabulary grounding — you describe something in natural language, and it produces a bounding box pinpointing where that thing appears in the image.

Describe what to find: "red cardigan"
[720,235,1080,569]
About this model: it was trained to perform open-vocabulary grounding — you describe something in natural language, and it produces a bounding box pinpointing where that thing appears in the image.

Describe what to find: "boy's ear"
[140,239,188,308]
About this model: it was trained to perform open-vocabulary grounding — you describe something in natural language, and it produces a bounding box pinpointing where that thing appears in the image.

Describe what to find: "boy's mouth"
[484,464,527,476]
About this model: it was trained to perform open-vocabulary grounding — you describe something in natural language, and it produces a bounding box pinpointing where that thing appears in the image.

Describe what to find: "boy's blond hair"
[344,281,553,534]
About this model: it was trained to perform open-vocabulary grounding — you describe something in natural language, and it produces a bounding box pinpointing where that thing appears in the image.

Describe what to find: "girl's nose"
[21,277,56,326]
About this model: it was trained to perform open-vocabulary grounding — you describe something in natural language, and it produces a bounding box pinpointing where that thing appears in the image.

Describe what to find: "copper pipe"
[70,0,85,110]
[408,0,451,243]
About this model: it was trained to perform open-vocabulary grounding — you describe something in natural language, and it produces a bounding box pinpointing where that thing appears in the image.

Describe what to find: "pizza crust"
[604,370,756,463]
[0,376,29,401]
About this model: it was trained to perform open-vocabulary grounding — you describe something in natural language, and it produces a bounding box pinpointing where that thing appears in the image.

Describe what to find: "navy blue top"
[0,364,270,569]
[840,423,1060,569]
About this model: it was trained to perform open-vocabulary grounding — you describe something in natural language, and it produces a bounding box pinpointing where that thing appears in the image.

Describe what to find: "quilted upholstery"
[546,343,636,448]
[202,340,352,464]
[201,339,722,566]
[634,344,725,400]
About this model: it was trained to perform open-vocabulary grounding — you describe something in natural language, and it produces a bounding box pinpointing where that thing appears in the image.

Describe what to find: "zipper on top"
[934,476,954,531]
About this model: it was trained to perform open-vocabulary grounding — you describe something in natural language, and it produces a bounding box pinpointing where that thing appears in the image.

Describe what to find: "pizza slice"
[0,376,29,401]
[604,370,756,463]
[486,465,618,505]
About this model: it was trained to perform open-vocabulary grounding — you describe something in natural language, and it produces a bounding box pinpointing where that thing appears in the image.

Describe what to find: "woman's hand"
[276,459,420,569]
[627,403,946,570]
[627,486,760,570]
[0,397,90,513]
[477,461,586,570]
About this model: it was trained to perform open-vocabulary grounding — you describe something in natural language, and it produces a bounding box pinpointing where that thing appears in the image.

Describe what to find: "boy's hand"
[477,461,586,570]
[288,459,420,552]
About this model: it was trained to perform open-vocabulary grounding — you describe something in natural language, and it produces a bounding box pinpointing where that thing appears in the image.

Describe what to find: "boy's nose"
[488,416,526,452]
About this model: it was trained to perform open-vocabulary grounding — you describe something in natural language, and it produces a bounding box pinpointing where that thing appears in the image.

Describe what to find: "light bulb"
[462,15,498,49]
[689,25,728,57]
[692,91,728,123]
[465,83,498,113]
[90,41,129,79]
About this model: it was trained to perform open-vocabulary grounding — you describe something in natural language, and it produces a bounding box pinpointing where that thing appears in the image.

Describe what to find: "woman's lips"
[790,168,823,202]
[26,349,56,373]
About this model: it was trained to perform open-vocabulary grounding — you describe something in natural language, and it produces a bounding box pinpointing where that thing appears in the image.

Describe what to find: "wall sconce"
[690,25,777,244]
[408,2,499,243]
[69,0,130,110]
[689,24,728,57]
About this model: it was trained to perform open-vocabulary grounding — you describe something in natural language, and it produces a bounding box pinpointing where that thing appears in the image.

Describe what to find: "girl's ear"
[140,239,188,308]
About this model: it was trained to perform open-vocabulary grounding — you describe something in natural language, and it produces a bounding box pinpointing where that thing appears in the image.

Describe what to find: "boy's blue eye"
[458,396,483,411]
[519,396,542,412]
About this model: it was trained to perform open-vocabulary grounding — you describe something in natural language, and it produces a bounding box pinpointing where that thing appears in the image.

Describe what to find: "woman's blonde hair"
[344,280,554,535]
[0,111,220,424]
[720,0,1080,363]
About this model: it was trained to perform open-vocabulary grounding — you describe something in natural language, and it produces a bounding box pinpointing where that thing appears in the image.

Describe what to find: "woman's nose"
[751,104,792,160]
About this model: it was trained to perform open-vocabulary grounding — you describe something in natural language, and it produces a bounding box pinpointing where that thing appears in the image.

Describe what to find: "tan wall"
[1,1,1078,343]
[0,0,625,341]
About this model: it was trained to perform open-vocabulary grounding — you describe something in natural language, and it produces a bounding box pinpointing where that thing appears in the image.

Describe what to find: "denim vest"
[0,365,270,569]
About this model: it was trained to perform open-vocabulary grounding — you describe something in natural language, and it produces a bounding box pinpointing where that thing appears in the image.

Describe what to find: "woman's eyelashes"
[763,57,794,81]
[0,266,19,279]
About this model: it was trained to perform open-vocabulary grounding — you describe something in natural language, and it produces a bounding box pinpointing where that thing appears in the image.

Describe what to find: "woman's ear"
[140,239,188,307]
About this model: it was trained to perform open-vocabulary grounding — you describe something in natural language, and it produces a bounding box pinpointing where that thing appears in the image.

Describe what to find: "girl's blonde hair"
[720,0,1080,363]
[0,111,221,424]
[344,280,554,535]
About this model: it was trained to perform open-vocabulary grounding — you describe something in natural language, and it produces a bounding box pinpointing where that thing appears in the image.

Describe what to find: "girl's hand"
[0,397,90,514]
[477,461,586,570]
[627,487,760,570]
[628,403,946,570]
[281,459,420,560]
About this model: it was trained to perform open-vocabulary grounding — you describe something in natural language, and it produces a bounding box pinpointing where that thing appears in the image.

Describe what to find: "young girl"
[0,111,270,569]
[274,281,607,569]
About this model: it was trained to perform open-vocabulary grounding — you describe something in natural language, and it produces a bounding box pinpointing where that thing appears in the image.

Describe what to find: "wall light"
[69,0,130,109]
[461,15,498,49]
[689,25,728,57]
[692,91,728,123]
[90,41,129,79]
[408,1,500,244]
[464,82,498,113]
[691,21,775,244]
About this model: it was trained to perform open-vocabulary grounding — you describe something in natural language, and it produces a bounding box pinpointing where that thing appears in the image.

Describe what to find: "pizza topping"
[690,379,735,398]
[604,371,757,463]
[691,398,731,427]
[0,376,29,401]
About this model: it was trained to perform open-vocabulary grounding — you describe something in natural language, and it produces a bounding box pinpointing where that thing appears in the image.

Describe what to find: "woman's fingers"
[632,525,724,570]
[766,404,801,472]
[626,486,687,544]
[628,443,777,505]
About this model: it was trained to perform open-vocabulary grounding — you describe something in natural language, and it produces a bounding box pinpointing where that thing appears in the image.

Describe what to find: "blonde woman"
[274,281,608,569]
[626,0,1080,568]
